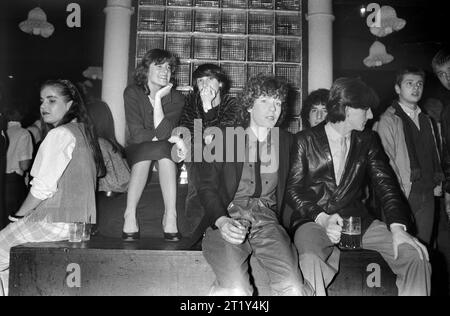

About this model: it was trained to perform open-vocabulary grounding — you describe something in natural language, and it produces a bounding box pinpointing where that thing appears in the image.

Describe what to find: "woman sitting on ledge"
[122,49,185,242]
[0,79,105,296]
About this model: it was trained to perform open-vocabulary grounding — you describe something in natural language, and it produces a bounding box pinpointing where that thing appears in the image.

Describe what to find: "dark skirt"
[125,140,174,167]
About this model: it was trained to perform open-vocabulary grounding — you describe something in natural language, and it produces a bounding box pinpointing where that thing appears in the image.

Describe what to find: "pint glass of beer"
[339,216,361,250]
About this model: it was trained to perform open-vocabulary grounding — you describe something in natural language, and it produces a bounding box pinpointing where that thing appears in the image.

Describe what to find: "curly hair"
[237,74,289,128]
[134,49,179,95]
[301,88,330,129]
[326,78,379,123]
[40,79,106,177]
[192,63,231,96]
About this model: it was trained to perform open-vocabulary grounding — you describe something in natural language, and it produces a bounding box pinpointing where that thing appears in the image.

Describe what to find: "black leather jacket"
[285,123,413,235]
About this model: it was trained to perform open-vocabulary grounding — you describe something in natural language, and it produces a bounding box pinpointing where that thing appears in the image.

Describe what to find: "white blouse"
[29,126,75,200]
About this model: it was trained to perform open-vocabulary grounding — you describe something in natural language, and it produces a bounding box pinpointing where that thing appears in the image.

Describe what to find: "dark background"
[0,0,449,124]
[0,0,106,124]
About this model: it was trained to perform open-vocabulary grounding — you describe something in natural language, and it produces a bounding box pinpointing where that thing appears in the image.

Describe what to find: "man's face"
[308,103,327,127]
[345,106,373,132]
[249,95,282,129]
[435,60,450,91]
[395,74,424,105]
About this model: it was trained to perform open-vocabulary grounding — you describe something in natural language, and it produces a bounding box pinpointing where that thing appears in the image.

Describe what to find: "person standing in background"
[4,108,33,225]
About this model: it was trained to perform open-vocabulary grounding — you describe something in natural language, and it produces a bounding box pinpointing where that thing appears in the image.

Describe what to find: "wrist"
[315,212,329,228]
[215,216,229,229]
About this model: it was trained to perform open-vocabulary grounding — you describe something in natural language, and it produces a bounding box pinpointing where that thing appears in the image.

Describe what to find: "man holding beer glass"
[286,78,431,296]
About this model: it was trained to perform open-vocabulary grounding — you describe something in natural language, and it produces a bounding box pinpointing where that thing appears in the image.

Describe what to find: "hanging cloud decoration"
[19,7,54,38]
[370,5,406,37]
[364,41,394,67]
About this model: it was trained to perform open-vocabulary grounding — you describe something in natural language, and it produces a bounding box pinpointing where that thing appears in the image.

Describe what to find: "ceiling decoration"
[83,66,103,80]
[19,7,54,38]
[369,5,406,37]
[364,41,394,67]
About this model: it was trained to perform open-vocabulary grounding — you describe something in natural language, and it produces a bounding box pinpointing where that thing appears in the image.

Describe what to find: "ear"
[394,84,401,95]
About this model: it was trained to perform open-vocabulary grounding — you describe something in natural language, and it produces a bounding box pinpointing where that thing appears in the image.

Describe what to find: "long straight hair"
[87,99,124,156]
[40,79,106,177]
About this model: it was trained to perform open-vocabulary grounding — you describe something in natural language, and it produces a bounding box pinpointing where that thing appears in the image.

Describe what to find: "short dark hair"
[301,88,330,128]
[395,67,425,87]
[432,46,450,73]
[134,49,178,95]
[237,74,289,128]
[326,77,379,123]
[192,64,231,95]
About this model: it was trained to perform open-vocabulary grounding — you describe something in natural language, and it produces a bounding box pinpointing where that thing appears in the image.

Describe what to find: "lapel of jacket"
[277,129,288,212]
[224,129,244,200]
[317,124,338,191]
[329,131,363,208]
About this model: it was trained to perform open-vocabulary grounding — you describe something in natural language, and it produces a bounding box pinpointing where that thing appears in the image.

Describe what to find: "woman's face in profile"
[40,86,72,127]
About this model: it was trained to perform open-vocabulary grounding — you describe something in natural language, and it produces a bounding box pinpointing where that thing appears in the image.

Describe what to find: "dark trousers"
[432,197,450,294]
[408,184,435,245]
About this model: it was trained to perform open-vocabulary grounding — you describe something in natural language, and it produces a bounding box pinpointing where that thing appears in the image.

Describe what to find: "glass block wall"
[135,0,306,133]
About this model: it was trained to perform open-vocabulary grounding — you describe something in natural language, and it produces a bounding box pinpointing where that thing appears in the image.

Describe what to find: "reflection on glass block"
[276,38,301,63]
[167,9,192,32]
[275,0,301,10]
[166,36,192,59]
[248,64,273,80]
[249,0,274,9]
[194,0,219,7]
[286,117,302,134]
[286,90,302,116]
[138,8,165,32]
[221,11,246,34]
[137,35,164,58]
[222,0,247,8]
[168,0,193,6]
[221,63,247,89]
[194,37,219,60]
[195,10,220,33]
[276,13,301,36]
[248,38,273,62]
[275,64,301,89]
[174,63,191,87]
[139,0,165,5]
[221,38,246,61]
[249,12,274,35]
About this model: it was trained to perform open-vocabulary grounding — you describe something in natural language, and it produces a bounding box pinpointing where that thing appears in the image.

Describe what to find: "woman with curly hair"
[0,79,105,295]
[122,49,185,241]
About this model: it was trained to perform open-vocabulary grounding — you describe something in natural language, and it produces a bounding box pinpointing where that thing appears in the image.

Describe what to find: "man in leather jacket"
[286,78,431,296]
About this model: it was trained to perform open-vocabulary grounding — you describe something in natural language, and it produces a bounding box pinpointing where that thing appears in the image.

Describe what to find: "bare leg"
[158,158,178,233]
[123,160,152,234]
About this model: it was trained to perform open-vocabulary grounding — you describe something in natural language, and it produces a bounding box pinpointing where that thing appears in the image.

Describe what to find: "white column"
[102,0,133,145]
[307,0,334,93]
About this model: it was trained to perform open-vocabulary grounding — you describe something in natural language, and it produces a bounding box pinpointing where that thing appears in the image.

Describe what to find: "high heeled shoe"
[164,232,182,242]
[162,213,181,242]
[122,231,140,241]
